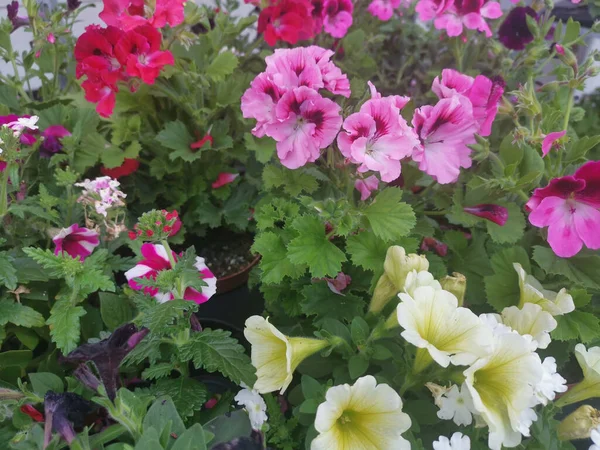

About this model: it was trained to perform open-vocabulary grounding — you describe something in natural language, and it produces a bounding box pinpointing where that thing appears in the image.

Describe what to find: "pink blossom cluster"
[416,0,502,37]
[241,46,349,169]
[75,176,127,217]
[367,0,413,21]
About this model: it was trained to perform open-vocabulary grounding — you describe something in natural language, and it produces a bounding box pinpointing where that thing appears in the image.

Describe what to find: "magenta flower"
[40,125,71,158]
[541,130,566,157]
[6,1,29,31]
[241,72,283,138]
[463,204,508,225]
[322,0,353,38]
[212,172,239,189]
[53,224,100,261]
[411,95,478,184]
[498,7,537,51]
[0,114,37,145]
[324,272,352,295]
[526,161,600,258]
[432,69,505,137]
[416,0,452,21]
[338,82,419,182]
[265,86,342,169]
[355,175,380,201]
[433,0,503,38]
[368,0,401,20]
[125,243,217,304]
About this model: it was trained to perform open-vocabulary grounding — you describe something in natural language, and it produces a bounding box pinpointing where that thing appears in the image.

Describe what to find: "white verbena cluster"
[75,176,126,217]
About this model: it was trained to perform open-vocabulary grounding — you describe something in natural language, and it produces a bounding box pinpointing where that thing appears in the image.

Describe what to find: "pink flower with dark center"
[265,86,342,169]
[241,73,284,138]
[463,204,508,225]
[124,243,218,304]
[212,172,240,189]
[322,0,353,38]
[323,272,352,295]
[53,224,100,261]
[526,161,600,258]
[367,0,401,20]
[415,0,452,21]
[433,0,502,37]
[411,95,478,184]
[541,130,566,157]
[432,69,504,137]
[338,82,419,182]
[355,175,380,201]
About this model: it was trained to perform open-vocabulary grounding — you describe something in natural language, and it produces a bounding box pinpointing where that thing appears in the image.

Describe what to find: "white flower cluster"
[3,116,39,137]
[75,176,126,217]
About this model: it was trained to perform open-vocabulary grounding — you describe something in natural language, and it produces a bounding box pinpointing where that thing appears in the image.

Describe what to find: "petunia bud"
[370,274,399,315]
[558,405,600,441]
[440,273,467,306]
[463,204,508,226]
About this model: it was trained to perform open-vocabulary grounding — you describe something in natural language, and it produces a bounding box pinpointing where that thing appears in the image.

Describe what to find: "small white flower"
[7,115,39,135]
[535,356,567,405]
[234,386,268,431]
[433,432,471,450]
[436,383,477,426]
[403,270,441,297]
[590,426,600,450]
[500,303,557,349]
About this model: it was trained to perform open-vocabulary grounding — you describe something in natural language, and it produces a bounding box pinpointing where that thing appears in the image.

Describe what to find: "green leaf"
[142,362,176,381]
[46,300,86,353]
[141,300,198,335]
[551,315,580,341]
[0,86,20,110]
[571,288,591,308]
[300,283,365,324]
[134,428,163,450]
[363,189,415,241]
[179,329,256,387]
[566,135,600,163]
[350,317,370,345]
[346,232,388,272]
[348,355,369,379]
[533,246,600,290]
[287,216,347,278]
[29,372,64,396]
[171,424,207,450]
[0,350,32,369]
[156,121,195,161]
[301,376,324,400]
[206,51,239,80]
[143,396,186,437]
[99,293,134,330]
[244,133,275,164]
[0,300,45,328]
[251,232,305,284]
[484,247,530,312]
[0,253,17,290]
[553,311,600,343]
[486,203,526,244]
[263,166,319,196]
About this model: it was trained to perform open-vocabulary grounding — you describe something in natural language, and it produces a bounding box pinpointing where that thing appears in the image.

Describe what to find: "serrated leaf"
[533,246,600,290]
[251,232,305,284]
[156,121,195,161]
[551,314,580,341]
[244,133,275,164]
[553,311,600,343]
[486,203,526,244]
[363,189,415,241]
[484,247,530,311]
[287,216,347,278]
[179,329,256,387]
[150,380,207,419]
[142,362,175,381]
[141,300,198,335]
[0,300,45,328]
[206,52,239,80]
[100,293,133,330]
[346,232,388,272]
[262,166,318,196]
[300,283,365,324]
[46,300,85,353]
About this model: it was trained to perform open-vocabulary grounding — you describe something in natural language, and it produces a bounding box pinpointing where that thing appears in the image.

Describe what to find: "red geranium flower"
[101,158,140,179]
[258,0,315,46]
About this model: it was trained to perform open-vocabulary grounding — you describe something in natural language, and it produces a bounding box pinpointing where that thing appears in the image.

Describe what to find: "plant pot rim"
[215,254,261,294]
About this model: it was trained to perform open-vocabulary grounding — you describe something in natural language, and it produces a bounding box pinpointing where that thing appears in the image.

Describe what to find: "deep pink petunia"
[265,86,342,169]
[526,161,600,258]
[463,203,508,225]
[411,95,479,184]
[124,243,217,304]
[367,0,401,20]
[541,130,566,157]
[40,125,71,158]
[322,0,353,38]
[355,175,380,201]
[53,224,100,261]
[323,272,352,295]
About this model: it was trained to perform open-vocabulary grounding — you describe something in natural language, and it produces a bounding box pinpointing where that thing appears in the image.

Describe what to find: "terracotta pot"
[216,254,261,294]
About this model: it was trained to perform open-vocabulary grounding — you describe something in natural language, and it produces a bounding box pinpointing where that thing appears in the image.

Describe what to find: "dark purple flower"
[43,392,91,449]
[498,7,538,51]
[464,204,509,226]
[40,125,71,158]
[62,324,149,401]
[6,1,29,31]
[67,0,81,11]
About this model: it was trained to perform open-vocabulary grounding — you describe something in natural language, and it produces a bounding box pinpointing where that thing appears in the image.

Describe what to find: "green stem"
[516,190,530,202]
[556,88,574,174]
[452,38,464,72]
[0,168,9,218]
[423,210,448,216]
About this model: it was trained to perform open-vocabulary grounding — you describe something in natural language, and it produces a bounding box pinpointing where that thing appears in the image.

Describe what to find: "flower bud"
[440,273,467,306]
[384,246,429,290]
[369,274,398,314]
[558,405,600,441]
[557,46,578,71]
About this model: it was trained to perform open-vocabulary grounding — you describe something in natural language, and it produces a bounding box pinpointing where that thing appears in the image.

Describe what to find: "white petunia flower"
[403,270,442,298]
[397,286,493,371]
[244,316,329,394]
[513,263,574,316]
[311,375,411,450]
[433,432,471,450]
[436,383,477,426]
[500,303,557,349]
[234,386,268,431]
[590,426,600,450]
[464,332,544,450]
[535,356,567,405]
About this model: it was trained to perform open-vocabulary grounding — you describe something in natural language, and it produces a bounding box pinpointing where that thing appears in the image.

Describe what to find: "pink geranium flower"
[338,82,419,182]
[432,68,504,137]
[355,175,380,201]
[100,0,185,31]
[265,86,342,169]
[125,243,218,304]
[541,130,566,157]
[212,172,239,189]
[411,95,478,184]
[415,0,452,21]
[53,224,100,261]
[367,0,401,20]
[323,272,352,295]
[433,0,503,37]
[322,0,353,38]
[241,72,284,138]
[527,161,600,258]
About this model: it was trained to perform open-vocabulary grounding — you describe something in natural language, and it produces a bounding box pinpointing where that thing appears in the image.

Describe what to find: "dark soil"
[201,231,256,279]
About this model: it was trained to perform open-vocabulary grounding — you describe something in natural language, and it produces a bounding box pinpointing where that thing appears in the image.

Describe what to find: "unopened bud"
[440,273,467,306]
[557,47,578,71]
[369,274,398,314]
[558,405,600,441]
[383,246,429,290]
